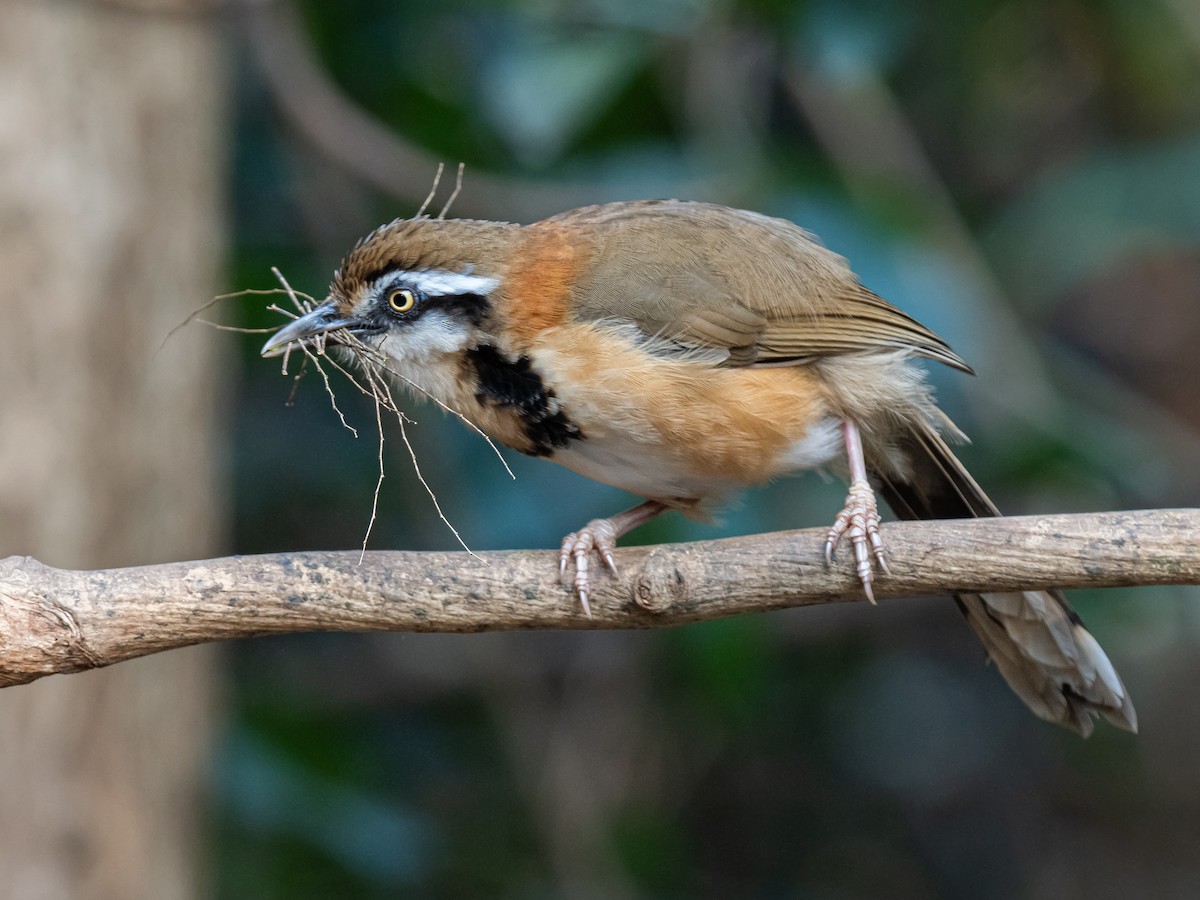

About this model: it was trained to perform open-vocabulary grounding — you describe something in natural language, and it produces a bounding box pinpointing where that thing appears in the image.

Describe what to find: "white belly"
[548,415,843,502]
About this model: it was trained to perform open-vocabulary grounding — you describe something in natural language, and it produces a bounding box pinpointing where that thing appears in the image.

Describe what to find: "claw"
[556,500,670,617]
[826,477,887,603]
[558,532,578,580]
[559,518,620,617]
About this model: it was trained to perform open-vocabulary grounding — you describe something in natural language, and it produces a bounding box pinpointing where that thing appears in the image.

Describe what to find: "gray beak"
[260,301,352,358]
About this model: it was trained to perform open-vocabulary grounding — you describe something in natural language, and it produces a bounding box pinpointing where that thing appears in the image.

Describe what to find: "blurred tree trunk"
[0,1,227,898]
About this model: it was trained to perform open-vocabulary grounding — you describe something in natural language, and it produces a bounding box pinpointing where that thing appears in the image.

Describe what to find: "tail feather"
[872,419,1137,736]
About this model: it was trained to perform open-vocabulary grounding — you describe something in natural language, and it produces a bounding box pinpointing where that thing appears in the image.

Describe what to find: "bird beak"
[260,301,353,358]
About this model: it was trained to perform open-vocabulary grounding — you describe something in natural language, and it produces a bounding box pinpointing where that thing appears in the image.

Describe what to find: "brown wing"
[548,200,971,372]
[755,285,971,371]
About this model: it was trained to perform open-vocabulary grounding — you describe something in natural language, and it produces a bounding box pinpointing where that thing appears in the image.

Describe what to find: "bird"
[261,199,1136,736]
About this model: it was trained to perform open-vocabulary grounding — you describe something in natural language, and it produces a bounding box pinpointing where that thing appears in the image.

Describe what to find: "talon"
[558,536,574,578]
[826,476,887,602]
[554,501,670,617]
[559,518,620,614]
[878,556,892,576]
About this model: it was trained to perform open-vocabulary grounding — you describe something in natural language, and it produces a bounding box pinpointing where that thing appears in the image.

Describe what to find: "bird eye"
[387,288,416,314]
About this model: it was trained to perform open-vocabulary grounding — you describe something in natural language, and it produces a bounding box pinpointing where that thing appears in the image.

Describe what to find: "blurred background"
[2,0,1200,897]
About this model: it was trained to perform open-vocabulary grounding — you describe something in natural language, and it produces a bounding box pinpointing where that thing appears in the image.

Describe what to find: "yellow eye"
[387,288,416,314]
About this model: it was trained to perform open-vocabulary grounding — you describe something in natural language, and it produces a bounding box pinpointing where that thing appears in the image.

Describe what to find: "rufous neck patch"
[502,224,587,349]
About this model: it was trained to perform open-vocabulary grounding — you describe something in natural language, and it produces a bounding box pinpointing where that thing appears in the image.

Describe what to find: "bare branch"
[0,509,1196,688]
[239,0,749,219]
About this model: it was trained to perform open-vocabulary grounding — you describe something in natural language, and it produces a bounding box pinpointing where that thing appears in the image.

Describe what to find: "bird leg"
[560,499,669,618]
[825,420,889,602]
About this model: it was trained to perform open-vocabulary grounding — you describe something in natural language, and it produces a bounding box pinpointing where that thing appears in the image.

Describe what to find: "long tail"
[872,417,1137,737]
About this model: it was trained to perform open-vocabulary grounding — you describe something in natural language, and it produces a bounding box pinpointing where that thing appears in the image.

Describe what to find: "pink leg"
[559,500,669,617]
[825,420,890,602]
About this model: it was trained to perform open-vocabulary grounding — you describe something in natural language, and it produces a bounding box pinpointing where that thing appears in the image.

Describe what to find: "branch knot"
[633,548,689,613]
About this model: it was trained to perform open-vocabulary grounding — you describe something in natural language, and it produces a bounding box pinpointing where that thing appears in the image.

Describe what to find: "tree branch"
[0,509,1195,688]
[240,0,751,221]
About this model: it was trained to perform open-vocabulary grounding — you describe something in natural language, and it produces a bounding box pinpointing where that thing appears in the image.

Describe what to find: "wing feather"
[551,201,969,372]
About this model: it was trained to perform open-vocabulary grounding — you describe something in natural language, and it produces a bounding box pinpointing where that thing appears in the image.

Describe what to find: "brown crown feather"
[328,217,521,314]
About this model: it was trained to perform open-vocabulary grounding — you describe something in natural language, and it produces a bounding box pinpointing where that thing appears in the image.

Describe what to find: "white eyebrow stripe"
[408,270,499,296]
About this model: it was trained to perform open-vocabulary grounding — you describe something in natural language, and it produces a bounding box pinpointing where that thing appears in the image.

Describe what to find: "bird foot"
[825,478,890,602]
[559,519,620,618]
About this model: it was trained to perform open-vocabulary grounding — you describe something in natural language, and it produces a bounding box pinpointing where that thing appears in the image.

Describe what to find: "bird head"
[260,216,520,369]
